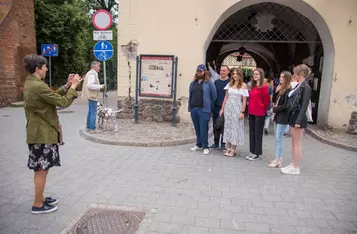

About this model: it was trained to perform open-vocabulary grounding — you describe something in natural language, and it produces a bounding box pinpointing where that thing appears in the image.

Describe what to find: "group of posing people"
[188,63,312,175]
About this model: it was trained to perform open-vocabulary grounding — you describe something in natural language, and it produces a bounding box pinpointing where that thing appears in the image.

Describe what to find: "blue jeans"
[284,125,290,134]
[191,108,210,149]
[274,123,288,159]
[87,100,97,130]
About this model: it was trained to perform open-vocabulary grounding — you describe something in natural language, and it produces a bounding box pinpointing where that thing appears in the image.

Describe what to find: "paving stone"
[252,200,274,208]
[327,220,357,231]
[245,222,271,233]
[296,226,324,234]
[273,201,297,209]
[270,224,298,233]
[148,221,183,233]
[195,217,219,228]
[153,213,171,222]
[303,218,330,228]
[182,225,209,234]
[333,213,357,222]
[219,204,242,213]
[264,207,288,216]
[170,214,195,225]
[288,209,312,218]
[242,206,267,215]
[198,202,219,210]
[320,228,350,234]
[219,219,245,230]
[310,211,337,220]
[209,228,241,234]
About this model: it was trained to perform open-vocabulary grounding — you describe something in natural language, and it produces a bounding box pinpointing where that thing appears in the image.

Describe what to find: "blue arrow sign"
[41,44,58,57]
[93,40,113,61]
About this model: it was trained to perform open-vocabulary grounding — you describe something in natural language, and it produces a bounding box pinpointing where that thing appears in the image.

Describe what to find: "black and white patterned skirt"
[28,144,61,171]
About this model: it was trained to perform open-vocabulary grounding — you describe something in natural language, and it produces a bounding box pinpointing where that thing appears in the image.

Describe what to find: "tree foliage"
[35,0,91,86]
[34,0,118,88]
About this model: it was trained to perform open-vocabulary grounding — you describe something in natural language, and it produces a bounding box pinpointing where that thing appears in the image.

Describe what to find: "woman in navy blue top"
[188,64,217,155]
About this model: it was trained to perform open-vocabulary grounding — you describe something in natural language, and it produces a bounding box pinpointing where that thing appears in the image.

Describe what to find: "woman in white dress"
[219,68,249,157]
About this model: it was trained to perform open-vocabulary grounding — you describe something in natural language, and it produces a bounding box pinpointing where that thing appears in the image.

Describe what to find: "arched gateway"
[204,0,335,128]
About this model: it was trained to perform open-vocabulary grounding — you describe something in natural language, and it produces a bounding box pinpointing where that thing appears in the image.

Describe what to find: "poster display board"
[139,55,175,98]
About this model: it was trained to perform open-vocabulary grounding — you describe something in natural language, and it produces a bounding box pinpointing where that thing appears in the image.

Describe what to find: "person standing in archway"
[268,71,292,168]
[189,64,217,155]
[263,74,274,135]
[246,68,270,161]
[281,64,312,175]
[211,65,231,150]
[219,68,249,157]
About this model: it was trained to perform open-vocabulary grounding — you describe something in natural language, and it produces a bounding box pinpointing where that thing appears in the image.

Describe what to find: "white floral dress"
[223,84,249,146]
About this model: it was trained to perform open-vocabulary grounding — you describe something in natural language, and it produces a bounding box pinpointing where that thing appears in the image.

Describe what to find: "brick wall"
[0,0,36,106]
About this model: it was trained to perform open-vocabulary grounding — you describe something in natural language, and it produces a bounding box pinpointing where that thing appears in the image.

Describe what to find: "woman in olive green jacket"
[23,54,83,214]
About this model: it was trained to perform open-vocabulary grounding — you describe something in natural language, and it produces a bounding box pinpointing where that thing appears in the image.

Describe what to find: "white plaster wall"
[117,0,357,128]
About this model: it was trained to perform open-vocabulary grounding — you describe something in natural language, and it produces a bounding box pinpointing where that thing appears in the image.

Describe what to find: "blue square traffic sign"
[41,44,58,57]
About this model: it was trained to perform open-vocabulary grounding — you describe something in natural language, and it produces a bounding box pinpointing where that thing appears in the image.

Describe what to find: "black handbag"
[214,115,225,130]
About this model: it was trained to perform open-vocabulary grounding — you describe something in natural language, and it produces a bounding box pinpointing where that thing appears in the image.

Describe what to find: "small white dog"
[97,103,122,132]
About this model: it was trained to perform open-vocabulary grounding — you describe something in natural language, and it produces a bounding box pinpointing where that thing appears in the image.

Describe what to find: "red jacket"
[248,85,270,116]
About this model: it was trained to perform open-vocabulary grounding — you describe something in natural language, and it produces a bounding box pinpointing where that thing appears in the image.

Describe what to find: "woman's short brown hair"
[24,54,47,74]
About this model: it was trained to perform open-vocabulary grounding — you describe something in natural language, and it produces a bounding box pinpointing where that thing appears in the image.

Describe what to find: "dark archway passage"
[206,2,325,124]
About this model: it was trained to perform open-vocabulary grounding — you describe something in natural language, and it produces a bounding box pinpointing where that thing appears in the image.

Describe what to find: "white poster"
[140,56,174,98]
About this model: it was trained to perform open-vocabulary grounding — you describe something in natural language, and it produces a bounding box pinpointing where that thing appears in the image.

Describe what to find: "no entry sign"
[92,10,112,30]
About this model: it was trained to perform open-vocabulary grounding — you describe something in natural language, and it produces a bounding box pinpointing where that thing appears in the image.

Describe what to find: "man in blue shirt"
[211,65,230,150]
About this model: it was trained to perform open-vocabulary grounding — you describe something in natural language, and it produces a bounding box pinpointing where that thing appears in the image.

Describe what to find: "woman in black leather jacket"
[281,64,311,175]
[268,71,292,168]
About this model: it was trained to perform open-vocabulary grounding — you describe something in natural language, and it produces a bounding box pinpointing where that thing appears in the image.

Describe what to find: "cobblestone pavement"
[0,94,357,234]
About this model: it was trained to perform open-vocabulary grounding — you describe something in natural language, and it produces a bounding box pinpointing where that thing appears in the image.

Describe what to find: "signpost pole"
[134,56,140,124]
[49,57,52,87]
[172,57,178,127]
[103,60,107,107]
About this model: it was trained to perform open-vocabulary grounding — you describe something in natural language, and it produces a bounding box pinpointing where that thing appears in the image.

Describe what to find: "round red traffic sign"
[92,10,113,30]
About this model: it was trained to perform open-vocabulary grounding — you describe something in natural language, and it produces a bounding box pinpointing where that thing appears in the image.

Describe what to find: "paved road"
[0,93,357,234]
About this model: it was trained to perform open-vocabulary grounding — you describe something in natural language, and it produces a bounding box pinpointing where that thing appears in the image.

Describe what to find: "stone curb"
[306,127,357,152]
[79,129,213,147]
[9,101,24,107]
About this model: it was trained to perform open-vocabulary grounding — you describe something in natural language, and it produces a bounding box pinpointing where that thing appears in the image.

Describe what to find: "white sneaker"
[247,155,260,161]
[281,163,293,171]
[281,164,300,175]
[203,149,210,155]
[245,153,254,160]
[190,146,202,151]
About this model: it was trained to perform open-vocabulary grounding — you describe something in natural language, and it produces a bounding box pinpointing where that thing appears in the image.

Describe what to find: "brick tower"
[0,0,36,106]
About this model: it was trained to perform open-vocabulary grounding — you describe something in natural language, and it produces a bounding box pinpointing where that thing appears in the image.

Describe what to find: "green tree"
[35,0,118,89]
[35,0,91,87]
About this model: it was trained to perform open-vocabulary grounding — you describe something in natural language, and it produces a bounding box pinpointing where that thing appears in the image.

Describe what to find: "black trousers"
[249,114,265,155]
[212,105,224,145]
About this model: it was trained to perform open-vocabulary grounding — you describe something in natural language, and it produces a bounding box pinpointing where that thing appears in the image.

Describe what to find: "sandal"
[226,150,236,157]
[224,149,232,156]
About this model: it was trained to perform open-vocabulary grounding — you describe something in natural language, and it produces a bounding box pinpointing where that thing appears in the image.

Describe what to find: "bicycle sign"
[93,40,113,61]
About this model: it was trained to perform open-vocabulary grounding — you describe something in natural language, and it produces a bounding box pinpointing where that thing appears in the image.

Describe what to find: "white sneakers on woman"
[280,163,300,175]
